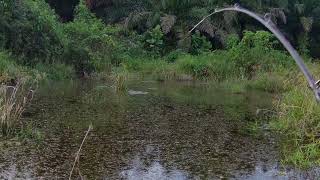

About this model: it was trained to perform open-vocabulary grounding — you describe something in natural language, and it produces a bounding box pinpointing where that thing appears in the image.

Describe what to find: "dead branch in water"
[69,125,93,180]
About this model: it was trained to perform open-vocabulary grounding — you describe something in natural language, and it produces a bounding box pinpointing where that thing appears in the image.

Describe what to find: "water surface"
[0,79,318,179]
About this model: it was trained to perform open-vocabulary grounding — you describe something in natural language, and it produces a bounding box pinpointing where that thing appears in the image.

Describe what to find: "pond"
[0,78,319,179]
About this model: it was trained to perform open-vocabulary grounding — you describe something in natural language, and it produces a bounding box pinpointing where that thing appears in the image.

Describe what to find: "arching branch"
[189,4,320,102]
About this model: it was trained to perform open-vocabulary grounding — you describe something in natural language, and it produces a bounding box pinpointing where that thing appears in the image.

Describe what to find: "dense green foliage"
[87,0,320,57]
[0,0,119,76]
[0,0,63,64]
[0,0,315,74]
[63,0,118,73]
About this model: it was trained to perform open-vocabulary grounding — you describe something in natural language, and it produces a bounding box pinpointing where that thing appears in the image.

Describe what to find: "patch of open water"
[0,79,319,179]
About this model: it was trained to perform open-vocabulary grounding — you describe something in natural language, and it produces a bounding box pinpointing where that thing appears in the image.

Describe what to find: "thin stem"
[69,125,93,180]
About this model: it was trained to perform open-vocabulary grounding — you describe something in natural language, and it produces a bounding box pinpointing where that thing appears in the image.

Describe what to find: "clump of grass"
[18,123,44,143]
[148,62,177,81]
[176,52,239,81]
[0,80,34,136]
[35,63,75,81]
[242,120,264,138]
[246,71,290,93]
[111,70,128,93]
[219,79,248,94]
[123,58,178,81]
[271,74,320,168]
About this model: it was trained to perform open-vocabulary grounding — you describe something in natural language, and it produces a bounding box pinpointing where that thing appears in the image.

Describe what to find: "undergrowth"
[270,65,320,168]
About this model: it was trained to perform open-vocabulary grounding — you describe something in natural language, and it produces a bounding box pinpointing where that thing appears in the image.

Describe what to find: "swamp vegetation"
[1,0,320,178]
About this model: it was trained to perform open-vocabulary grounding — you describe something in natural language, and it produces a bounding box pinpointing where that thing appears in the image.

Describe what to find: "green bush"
[176,53,237,80]
[62,0,120,73]
[227,30,292,77]
[226,34,240,50]
[0,0,121,75]
[241,31,278,50]
[190,31,211,55]
[144,25,164,55]
[165,50,186,63]
[0,51,22,82]
[0,0,63,65]
[0,51,47,84]
[118,31,148,60]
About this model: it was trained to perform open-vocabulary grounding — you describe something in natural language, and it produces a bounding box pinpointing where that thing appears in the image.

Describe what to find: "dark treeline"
[47,0,320,57]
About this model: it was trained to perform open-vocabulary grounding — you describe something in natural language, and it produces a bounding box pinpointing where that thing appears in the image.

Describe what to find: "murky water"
[0,79,319,179]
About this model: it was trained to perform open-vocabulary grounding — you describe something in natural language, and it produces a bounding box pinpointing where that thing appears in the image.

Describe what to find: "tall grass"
[0,81,34,136]
[271,85,320,168]
[270,63,320,168]
[110,69,128,93]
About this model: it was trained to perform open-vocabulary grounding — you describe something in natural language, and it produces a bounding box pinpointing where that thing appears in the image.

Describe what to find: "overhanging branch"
[190,4,320,102]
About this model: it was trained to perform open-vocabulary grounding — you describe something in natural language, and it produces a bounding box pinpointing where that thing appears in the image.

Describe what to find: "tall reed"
[111,71,128,93]
[0,81,34,135]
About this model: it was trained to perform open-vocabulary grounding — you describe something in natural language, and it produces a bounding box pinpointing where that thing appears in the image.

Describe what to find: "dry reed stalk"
[69,125,93,180]
[0,81,34,135]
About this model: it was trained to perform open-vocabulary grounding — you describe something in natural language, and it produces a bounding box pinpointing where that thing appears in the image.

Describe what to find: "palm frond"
[300,16,313,32]
[295,3,305,15]
[160,14,176,34]
[196,19,215,37]
[270,8,287,24]
[124,11,151,29]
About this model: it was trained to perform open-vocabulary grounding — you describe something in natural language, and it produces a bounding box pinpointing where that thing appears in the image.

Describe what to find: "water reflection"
[120,145,189,180]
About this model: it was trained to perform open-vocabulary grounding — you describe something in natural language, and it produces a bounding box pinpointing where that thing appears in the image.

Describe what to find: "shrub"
[62,0,119,73]
[176,53,238,80]
[226,34,240,50]
[227,30,292,77]
[0,51,21,82]
[117,31,147,60]
[0,0,64,65]
[241,31,278,50]
[190,31,211,55]
[144,25,164,55]
[1,0,121,75]
[165,50,186,63]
